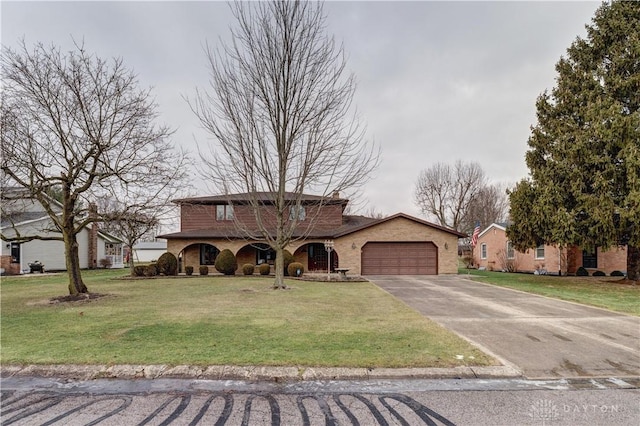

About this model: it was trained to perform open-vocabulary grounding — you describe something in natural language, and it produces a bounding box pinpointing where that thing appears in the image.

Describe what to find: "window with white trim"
[105,243,122,257]
[216,204,234,221]
[535,245,545,259]
[506,241,515,259]
[481,243,487,259]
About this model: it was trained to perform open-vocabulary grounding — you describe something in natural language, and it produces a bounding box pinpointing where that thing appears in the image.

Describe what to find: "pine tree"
[508,1,640,280]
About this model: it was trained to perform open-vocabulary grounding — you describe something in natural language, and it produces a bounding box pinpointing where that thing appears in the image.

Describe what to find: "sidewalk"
[1,363,521,382]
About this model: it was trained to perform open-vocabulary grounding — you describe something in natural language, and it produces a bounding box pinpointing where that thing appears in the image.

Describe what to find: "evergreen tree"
[508,1,640,280]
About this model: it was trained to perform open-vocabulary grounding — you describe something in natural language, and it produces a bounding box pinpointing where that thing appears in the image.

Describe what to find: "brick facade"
[166,214,462,275]
[475,223,627,275]
[335,216,461,275]
[1,255,21,275]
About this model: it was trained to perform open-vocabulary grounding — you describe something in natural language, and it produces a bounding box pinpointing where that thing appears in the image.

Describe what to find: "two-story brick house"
[475,223,627,276]
[158,192,466,275]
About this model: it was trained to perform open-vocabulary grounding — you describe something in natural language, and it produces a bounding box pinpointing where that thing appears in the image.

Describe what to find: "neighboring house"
[158,192,466,275]
[1,194,124,274]
[474,223,627,276]
[130,240,168,263]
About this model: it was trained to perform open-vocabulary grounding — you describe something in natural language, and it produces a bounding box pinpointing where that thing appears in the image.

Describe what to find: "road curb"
[0,364,522,382]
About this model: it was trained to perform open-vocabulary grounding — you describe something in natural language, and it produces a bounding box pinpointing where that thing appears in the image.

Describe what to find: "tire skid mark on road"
[0,391,457,425]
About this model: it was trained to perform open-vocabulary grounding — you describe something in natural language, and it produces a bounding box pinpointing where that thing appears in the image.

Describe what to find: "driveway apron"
[369,275,640,379]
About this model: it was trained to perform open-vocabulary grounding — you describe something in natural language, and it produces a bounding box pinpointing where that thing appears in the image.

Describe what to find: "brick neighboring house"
[158,192,466,276]
[475,223,627,276]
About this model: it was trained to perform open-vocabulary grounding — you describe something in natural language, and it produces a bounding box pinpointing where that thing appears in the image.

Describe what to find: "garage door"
[361,242,438,275]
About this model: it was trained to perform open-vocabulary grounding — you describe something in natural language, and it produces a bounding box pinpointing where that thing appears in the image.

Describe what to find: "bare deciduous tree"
[463,182,510,233]
[1,40,187,295]
[414,161,489,232]
[96,189,185,276]
[189,1,379,289]
[360,206,387,220]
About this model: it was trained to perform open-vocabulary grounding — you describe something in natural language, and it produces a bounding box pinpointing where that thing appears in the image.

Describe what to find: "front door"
[10,242,20,263]
[307,243,337,272]
[582,248,597,269]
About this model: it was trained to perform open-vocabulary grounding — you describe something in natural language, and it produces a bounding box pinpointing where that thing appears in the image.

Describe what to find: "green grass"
[460,268,640,316]
[1,270,494,368]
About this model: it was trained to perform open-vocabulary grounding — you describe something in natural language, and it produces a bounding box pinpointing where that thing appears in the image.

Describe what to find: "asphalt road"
[3,275,639,425]
[368,275,640,379]
[2,376,639,425]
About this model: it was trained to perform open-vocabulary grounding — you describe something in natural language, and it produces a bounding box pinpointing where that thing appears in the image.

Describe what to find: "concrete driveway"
[369,275,640,379]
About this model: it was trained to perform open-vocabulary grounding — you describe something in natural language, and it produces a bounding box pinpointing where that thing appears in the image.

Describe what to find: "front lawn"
[1,270,495,368]
[460,268,640,316]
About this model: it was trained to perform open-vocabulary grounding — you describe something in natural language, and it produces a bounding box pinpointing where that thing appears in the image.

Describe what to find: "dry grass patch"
[1,270,495,368]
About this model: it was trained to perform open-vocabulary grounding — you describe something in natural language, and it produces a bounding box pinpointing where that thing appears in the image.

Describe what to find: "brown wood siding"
[308,204,343,230]
[361,242,437,275]
[180,203,343,232]
[180,204,216,231]
[180,204,273,232]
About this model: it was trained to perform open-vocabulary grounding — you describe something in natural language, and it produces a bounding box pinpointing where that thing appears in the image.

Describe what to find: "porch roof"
[157,214,466,240]
[158,215,377,240]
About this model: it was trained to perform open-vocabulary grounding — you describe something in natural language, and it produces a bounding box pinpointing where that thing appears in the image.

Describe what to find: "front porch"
[168,240,341,274]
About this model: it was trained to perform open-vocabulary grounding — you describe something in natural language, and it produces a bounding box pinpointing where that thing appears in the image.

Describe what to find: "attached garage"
[361,241,438,275]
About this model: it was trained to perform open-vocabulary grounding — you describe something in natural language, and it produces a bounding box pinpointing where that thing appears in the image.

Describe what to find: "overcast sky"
[2,1,600,219]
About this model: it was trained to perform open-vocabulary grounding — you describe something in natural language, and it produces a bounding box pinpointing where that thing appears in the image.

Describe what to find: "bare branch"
[188,1,379,288]
[1,40,188,293]
[414,161,507,233]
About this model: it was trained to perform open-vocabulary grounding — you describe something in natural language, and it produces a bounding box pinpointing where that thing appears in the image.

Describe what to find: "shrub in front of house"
[610,270,625,277]
[156,252,178,276]
[134,265,146,277]
[242,263,255,275]
[592,270,606,277]
[199,265,209,275]
[259,263,270,275]
[576,267,589,276]
[288,262,304,277]
[283,250,294,275]
[145,264,158,277]
[99,258,112,269]
[215,249,237,275]
[185,266,194,276]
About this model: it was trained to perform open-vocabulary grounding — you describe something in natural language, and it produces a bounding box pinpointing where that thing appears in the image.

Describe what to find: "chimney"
[332,191,340,199]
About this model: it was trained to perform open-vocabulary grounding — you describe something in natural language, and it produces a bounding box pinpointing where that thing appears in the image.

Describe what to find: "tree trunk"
[273,246,286,289]
[65,233,88,295]
[627,245,639,282]
[129,252,136,276]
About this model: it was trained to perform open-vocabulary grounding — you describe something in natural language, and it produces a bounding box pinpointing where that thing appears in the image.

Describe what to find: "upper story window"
[535,245,545,259]
[216,204,234,221]
[506,241,515,259]
[289,205,306,221]
[480,243,487,259]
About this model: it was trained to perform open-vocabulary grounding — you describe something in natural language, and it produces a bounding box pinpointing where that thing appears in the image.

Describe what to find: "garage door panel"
[361,242,437,275]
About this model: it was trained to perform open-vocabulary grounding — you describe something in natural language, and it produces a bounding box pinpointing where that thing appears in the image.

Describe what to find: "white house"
[1,193,124,274]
